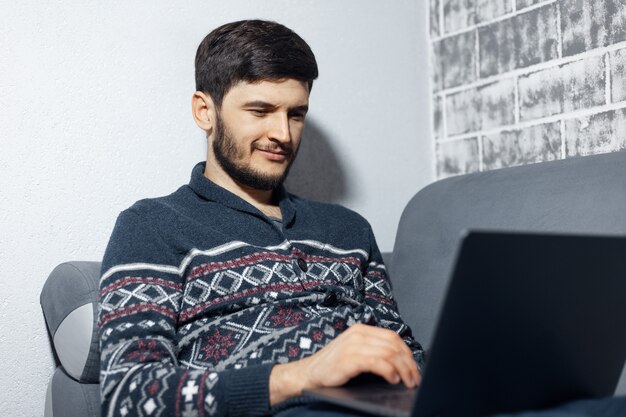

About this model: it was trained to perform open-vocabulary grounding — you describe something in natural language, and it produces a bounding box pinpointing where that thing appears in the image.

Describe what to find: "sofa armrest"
[40,261,101,383]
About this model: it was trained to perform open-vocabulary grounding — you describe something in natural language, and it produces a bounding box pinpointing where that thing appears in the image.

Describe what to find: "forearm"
[102,352,273,417]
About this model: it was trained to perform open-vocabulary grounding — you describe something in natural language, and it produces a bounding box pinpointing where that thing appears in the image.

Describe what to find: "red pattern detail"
[366,271,386,280]
[268,306,305,327]
[125,340,166,363]
[188,249,363,282]
[148,381,160,396]
[100,276,182,298]
[203,330,237,363]
[333,320,346,331]
[98,303,177,328]
[179,280,336,323]
[197,371,207,417]
[312,330,324,342]
[189,252,292,280]
[291,247,362,268]
[288,345,300,358]
[175,370,190,417]
[364,293,393,305]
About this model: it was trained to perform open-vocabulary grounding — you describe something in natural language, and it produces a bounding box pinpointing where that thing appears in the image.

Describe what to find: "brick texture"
[519,55,606,121]
[479,4,559,78]
[476,0,512,23]
[431,0,441,37]
[434,96,443,139]
[561,0,609,56]
[480,79,516,129]
[516,0,543,9]
[432,42,443,92]
[431,0,626,178]
[562,0,626,57]
[446,88,481,135]
[439,31,477,89]
[565,109,626,157]
[483,122,561,169]
[446,79,515,135]
[436,138,480,177]
[444,0,476,33]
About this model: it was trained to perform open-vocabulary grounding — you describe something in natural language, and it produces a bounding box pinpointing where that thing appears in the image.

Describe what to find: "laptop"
[303,231,626,417]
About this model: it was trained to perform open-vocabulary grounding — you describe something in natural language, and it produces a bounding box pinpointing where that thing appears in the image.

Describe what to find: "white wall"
[0,1,433,415]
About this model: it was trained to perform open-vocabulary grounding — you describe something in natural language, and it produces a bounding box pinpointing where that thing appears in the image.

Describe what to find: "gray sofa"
[41,151,626,416]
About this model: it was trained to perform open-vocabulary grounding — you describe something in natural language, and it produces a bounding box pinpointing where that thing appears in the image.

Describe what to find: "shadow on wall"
[284,119,351,203]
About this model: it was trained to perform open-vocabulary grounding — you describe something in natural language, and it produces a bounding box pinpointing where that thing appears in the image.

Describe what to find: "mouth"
[254,145,291,162]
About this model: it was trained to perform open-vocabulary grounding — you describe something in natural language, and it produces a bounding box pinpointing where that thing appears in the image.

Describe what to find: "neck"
[204,156,281,217]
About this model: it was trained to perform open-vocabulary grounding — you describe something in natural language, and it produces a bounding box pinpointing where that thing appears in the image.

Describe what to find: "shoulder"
[119,185,194,225]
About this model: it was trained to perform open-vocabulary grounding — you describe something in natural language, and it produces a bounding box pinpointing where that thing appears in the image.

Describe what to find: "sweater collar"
[188,162,296,227]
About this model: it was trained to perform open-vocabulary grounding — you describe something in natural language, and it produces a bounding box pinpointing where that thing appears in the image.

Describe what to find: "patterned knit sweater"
[98,162,424,417]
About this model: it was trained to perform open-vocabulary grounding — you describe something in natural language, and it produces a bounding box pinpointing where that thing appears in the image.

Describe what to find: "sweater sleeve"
[98,208,273,417]
[361,226,426,369]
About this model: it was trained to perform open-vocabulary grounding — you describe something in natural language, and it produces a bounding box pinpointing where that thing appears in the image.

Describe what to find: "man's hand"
[269,323,421,405]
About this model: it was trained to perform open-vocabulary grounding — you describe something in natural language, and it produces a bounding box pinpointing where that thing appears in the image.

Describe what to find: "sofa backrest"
[390,151,626,351]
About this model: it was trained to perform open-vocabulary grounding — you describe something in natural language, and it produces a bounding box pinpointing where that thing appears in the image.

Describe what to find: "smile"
[254,147,290,162]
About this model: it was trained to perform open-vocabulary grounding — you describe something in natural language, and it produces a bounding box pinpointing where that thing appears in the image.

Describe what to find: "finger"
[394,351,419,388]
[351,345,413,386]
[354,351,402,385]
[355,332,419,387]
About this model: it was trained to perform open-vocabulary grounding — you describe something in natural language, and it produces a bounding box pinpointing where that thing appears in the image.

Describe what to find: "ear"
[192,91,217,136]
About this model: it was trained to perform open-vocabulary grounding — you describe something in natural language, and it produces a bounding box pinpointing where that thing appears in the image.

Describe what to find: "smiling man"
[98,20,423,417]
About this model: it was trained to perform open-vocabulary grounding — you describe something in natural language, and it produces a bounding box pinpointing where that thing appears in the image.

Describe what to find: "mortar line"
[439,100,626,143]
[605,53,612,105]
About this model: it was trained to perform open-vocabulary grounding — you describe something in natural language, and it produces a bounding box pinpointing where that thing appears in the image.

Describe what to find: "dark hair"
[195,19,319,107]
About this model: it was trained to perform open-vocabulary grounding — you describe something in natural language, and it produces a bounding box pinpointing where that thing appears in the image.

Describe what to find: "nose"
[267,113,291,144]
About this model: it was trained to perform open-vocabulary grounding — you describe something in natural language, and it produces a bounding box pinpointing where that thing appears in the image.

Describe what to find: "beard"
[212,113,297,191]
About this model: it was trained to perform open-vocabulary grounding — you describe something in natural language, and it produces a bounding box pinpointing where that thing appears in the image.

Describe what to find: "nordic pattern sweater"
[98,162,424,417]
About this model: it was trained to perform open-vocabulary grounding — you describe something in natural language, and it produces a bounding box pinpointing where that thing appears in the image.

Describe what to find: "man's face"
[211,79,310,191]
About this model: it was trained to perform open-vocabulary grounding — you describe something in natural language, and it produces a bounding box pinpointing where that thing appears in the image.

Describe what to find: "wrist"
[269,359,311,406]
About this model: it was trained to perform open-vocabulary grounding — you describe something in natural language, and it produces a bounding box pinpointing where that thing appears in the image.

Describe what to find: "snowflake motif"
[288,345,300,358]
[125,340,165,363]
[312,330,324,342]
[202,329,236,363]
[269,306,305,327]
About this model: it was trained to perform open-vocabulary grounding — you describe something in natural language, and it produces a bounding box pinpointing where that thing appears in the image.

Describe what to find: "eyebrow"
[243,101,309,113]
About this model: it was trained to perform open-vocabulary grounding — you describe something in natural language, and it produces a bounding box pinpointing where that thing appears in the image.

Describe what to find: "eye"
[289,112,306,121]
[250,109,268,116]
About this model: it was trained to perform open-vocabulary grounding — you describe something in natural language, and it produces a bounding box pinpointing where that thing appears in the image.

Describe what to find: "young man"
[99,20,423,417]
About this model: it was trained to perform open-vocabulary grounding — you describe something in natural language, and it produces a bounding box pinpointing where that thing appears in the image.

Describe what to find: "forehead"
[222,79,310,107]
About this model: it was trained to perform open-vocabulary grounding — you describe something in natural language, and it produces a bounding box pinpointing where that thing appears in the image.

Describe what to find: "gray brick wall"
[431,0,626,178]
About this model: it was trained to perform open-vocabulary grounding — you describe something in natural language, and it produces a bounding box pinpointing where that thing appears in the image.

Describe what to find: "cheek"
[290,123,305,141]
